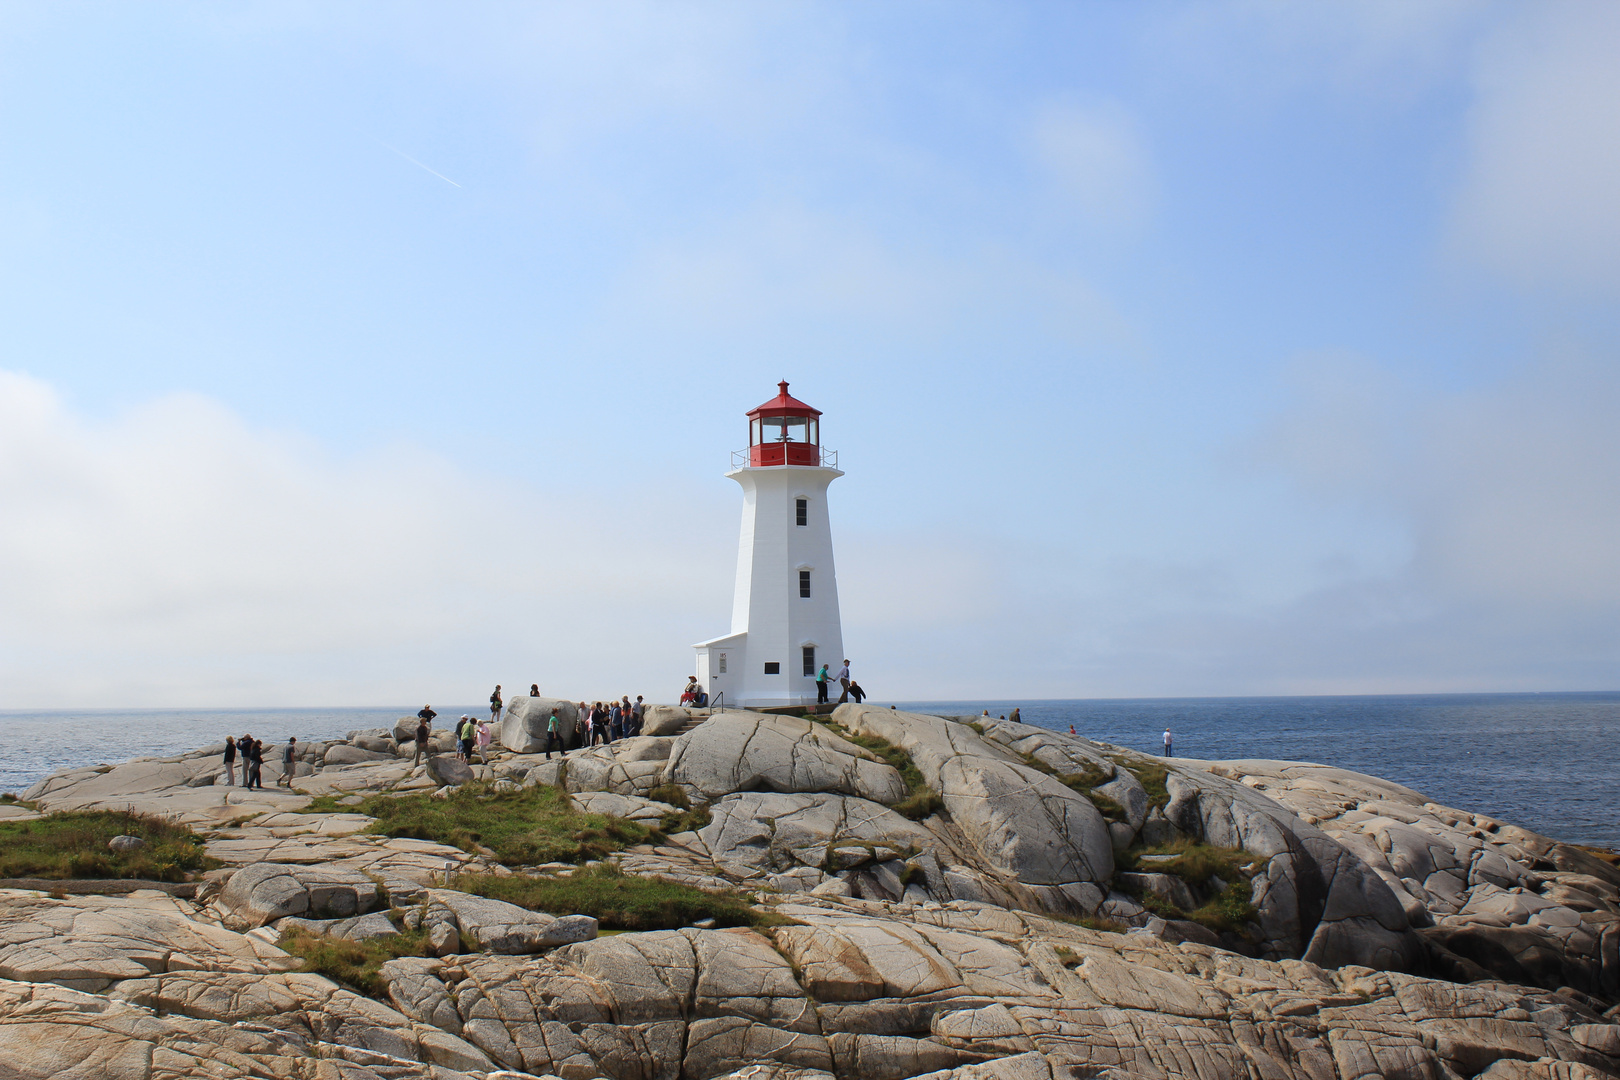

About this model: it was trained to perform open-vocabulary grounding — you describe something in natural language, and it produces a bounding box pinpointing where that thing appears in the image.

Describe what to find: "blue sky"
[2,2,1618,706]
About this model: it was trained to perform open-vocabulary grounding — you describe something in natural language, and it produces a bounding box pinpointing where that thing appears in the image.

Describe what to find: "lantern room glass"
[752,415,818,446]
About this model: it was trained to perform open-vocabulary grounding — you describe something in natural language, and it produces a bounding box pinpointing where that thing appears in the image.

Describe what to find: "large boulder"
[412,889,597,954]
[322,744,394,767]
[499,695,581,753]
[425,754,474,788]
[640,704,692,736]
[662,711,905,804]
[216,862,384,929]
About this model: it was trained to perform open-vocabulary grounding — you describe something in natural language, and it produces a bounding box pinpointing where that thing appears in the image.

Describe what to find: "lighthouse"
[694,382,845,709]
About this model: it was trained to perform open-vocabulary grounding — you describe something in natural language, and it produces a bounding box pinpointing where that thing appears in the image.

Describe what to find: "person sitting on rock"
[530,683,540,696]
[681,677,700,706]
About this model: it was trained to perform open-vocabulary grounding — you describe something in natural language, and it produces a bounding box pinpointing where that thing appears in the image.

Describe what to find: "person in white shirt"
[836,660,851,704]
[1163,730,1173,756]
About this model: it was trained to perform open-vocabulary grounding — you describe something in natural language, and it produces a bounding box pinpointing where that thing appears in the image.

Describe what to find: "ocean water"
[1,692,1614,847]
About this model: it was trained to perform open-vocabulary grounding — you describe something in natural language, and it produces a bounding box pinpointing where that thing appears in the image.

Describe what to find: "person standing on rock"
[458,716,476,762]
[633,696,645,735]
[245,738,263,790]
[490,685,503,724]
[413,716,430,766]
[222,735,237,786]
[1163,729,1173,756]
[280,737,297,786]
[816,663,830,705]
[836,659,851,704]
[544,707,564,759]
[475,718,492,764]
[530,684,540,696]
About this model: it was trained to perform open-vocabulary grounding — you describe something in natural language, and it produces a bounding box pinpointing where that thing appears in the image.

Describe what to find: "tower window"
[799,570,811,598]
[764,661,780,675]
[802,646,816,676]
[795,498,807,526]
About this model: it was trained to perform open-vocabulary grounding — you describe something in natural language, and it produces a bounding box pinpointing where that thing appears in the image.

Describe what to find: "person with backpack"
[544,707,564,759]
[280,737,297,786]
[222,735,237,786]
[489,685,503,724]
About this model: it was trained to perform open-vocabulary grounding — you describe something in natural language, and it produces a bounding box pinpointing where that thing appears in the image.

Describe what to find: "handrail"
[730,446,839,469]
[711,691,726,714]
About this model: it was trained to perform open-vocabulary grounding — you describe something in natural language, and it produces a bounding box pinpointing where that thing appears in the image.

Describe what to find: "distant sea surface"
[1,692,1615,846]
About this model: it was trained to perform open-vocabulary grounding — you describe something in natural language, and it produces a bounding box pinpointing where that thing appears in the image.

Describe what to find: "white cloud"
[0,370,736,707]
[1026,100,1156,229]
[1449,2,1620,292]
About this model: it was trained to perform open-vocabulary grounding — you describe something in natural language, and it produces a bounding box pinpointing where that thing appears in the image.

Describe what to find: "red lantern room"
[745,381,823,467]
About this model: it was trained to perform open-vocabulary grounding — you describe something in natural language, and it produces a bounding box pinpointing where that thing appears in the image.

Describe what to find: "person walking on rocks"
[1163,729,1173,756]
[836,659,851,704]
[475,718,492,764]
[544,707,564,759]
[413,716,430,766]
[490,685,503,724]
[280,737,297,786]
[816,663,830,705]
[222,735,237,786]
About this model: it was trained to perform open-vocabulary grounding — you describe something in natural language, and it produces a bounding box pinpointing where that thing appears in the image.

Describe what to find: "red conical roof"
[746,380,821,418]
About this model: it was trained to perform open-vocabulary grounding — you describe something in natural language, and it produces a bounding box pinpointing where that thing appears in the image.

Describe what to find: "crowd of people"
[220,733,297,789]
[225,668,892,784]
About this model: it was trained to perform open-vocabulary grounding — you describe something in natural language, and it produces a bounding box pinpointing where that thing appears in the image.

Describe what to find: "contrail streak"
[374,139,462,188]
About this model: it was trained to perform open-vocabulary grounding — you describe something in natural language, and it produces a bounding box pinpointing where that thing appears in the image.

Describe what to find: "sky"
[2,1,1619,707]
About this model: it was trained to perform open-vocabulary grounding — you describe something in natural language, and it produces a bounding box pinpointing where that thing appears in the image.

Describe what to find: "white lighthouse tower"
[694,382,844,709]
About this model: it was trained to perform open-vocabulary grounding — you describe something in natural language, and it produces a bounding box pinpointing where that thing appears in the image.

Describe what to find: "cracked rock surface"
[6,704,1620,1079]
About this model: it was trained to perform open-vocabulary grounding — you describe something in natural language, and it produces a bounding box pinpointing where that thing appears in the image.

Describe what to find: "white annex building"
[693,382,844,708]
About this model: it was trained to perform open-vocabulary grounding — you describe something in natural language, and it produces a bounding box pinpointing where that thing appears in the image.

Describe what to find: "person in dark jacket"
[245,737,263,789]
[280,737,297,786]
[222,736,238,786]
[413,717,430,765]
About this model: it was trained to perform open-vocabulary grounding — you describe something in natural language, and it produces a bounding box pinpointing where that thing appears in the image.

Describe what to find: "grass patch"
[455,863,797,931]
[1115,838,1261,935]
[0,810,216,882]
[1110,755,1170,810]
[1046,912,1128,935]
[646,783,713,835]
[811,718,943,821]
[330,782,654,865]
[280,923,431,997]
